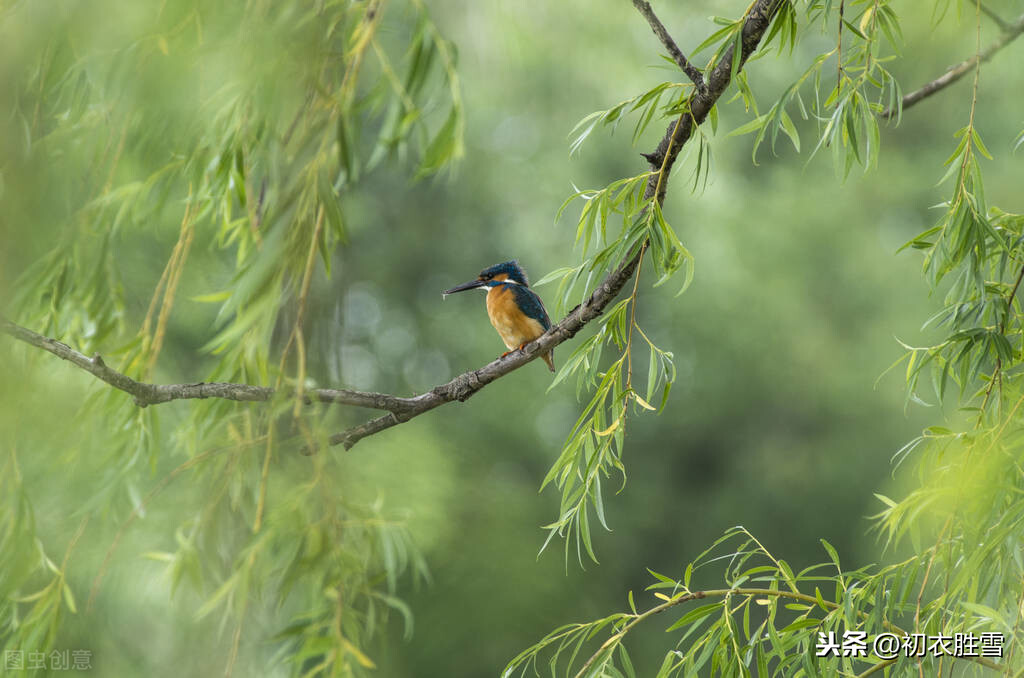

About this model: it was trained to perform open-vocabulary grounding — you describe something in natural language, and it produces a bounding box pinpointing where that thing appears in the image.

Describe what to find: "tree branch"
[0,318,418,414]
[631,0,706,91]
[881,12,1024,120]
[980,3,1010,31]
[327,248,648,449]
[639,0,782,204]
[3,0,785,452]
[571,586,1002,678]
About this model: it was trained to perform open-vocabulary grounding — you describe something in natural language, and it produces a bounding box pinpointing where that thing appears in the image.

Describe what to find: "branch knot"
[447,372,482,402]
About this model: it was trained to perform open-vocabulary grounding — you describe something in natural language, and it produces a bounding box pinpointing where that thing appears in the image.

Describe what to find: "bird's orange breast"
[486,285,547,350]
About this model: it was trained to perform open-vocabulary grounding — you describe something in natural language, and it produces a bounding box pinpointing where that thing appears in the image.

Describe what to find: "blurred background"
[3,1,1024,675]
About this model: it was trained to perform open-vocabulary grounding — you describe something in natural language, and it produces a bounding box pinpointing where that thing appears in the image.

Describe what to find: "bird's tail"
[542,350,555,373]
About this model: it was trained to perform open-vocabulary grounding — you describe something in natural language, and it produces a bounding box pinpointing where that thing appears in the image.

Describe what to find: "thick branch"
[881,12,1024,120]
[3,0,785,451]
[631,0,706,91]
[328,248,647,449]
[0,318,417,413]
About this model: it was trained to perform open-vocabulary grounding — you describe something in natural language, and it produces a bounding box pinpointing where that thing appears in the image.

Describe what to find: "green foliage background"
[2,0,1024,676]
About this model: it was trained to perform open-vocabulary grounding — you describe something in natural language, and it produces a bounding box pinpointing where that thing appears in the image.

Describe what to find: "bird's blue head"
[478,260,529,286]
[442,260,530,297]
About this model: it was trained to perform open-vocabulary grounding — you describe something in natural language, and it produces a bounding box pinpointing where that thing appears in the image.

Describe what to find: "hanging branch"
[568,587,1001,678]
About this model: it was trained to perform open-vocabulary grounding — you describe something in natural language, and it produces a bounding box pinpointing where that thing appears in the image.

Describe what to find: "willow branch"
[639,0,783,204]
[855,658,899,678]
[0,318,417,413]
[572,587,1002,678]
[881,12,1024,120]
[631,0,706,91]
[980,3,1010,31]
[3,274,642,451]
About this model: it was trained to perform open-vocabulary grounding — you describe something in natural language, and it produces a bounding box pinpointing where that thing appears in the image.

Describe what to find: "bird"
[442,260,555,372]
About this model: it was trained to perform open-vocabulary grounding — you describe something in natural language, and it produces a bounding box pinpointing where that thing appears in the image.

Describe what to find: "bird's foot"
[500,344,531,359]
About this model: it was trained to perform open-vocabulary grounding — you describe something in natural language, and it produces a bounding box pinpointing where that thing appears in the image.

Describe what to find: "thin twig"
[572,586,1001,678]
[881,12,1024,120]
[856,658,899,678]
[254,206,326,532]
[980,3,1010,31]
[1004,573,1024,674]
[624,241,648,392]
[1001,264,1024,335]
[146,192,196,377]
[977,263,1024,421]
[286,205,326,417]
[631,0,706,91]
[837,0,845,111]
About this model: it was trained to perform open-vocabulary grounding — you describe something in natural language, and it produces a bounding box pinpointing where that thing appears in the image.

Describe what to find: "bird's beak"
[442,279,486,298]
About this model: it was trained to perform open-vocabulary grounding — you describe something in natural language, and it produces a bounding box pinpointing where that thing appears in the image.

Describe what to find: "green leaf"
[62,583,78,614]
[820,539,840,571]
[961,602,1011,633]
[418,107,462,177]
[727,114,769,139]
[189,290,232,303]
[666,603,722,632]
[195,572,239,620]
[779,108,800,152]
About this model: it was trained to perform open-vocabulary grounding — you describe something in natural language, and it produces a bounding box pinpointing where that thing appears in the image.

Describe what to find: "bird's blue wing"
[511,284,551,330]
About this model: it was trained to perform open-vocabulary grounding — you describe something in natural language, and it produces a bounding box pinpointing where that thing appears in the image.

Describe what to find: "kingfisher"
[442,260,555,372]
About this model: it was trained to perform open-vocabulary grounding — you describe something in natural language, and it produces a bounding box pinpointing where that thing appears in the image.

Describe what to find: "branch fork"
[631,0,706,92]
